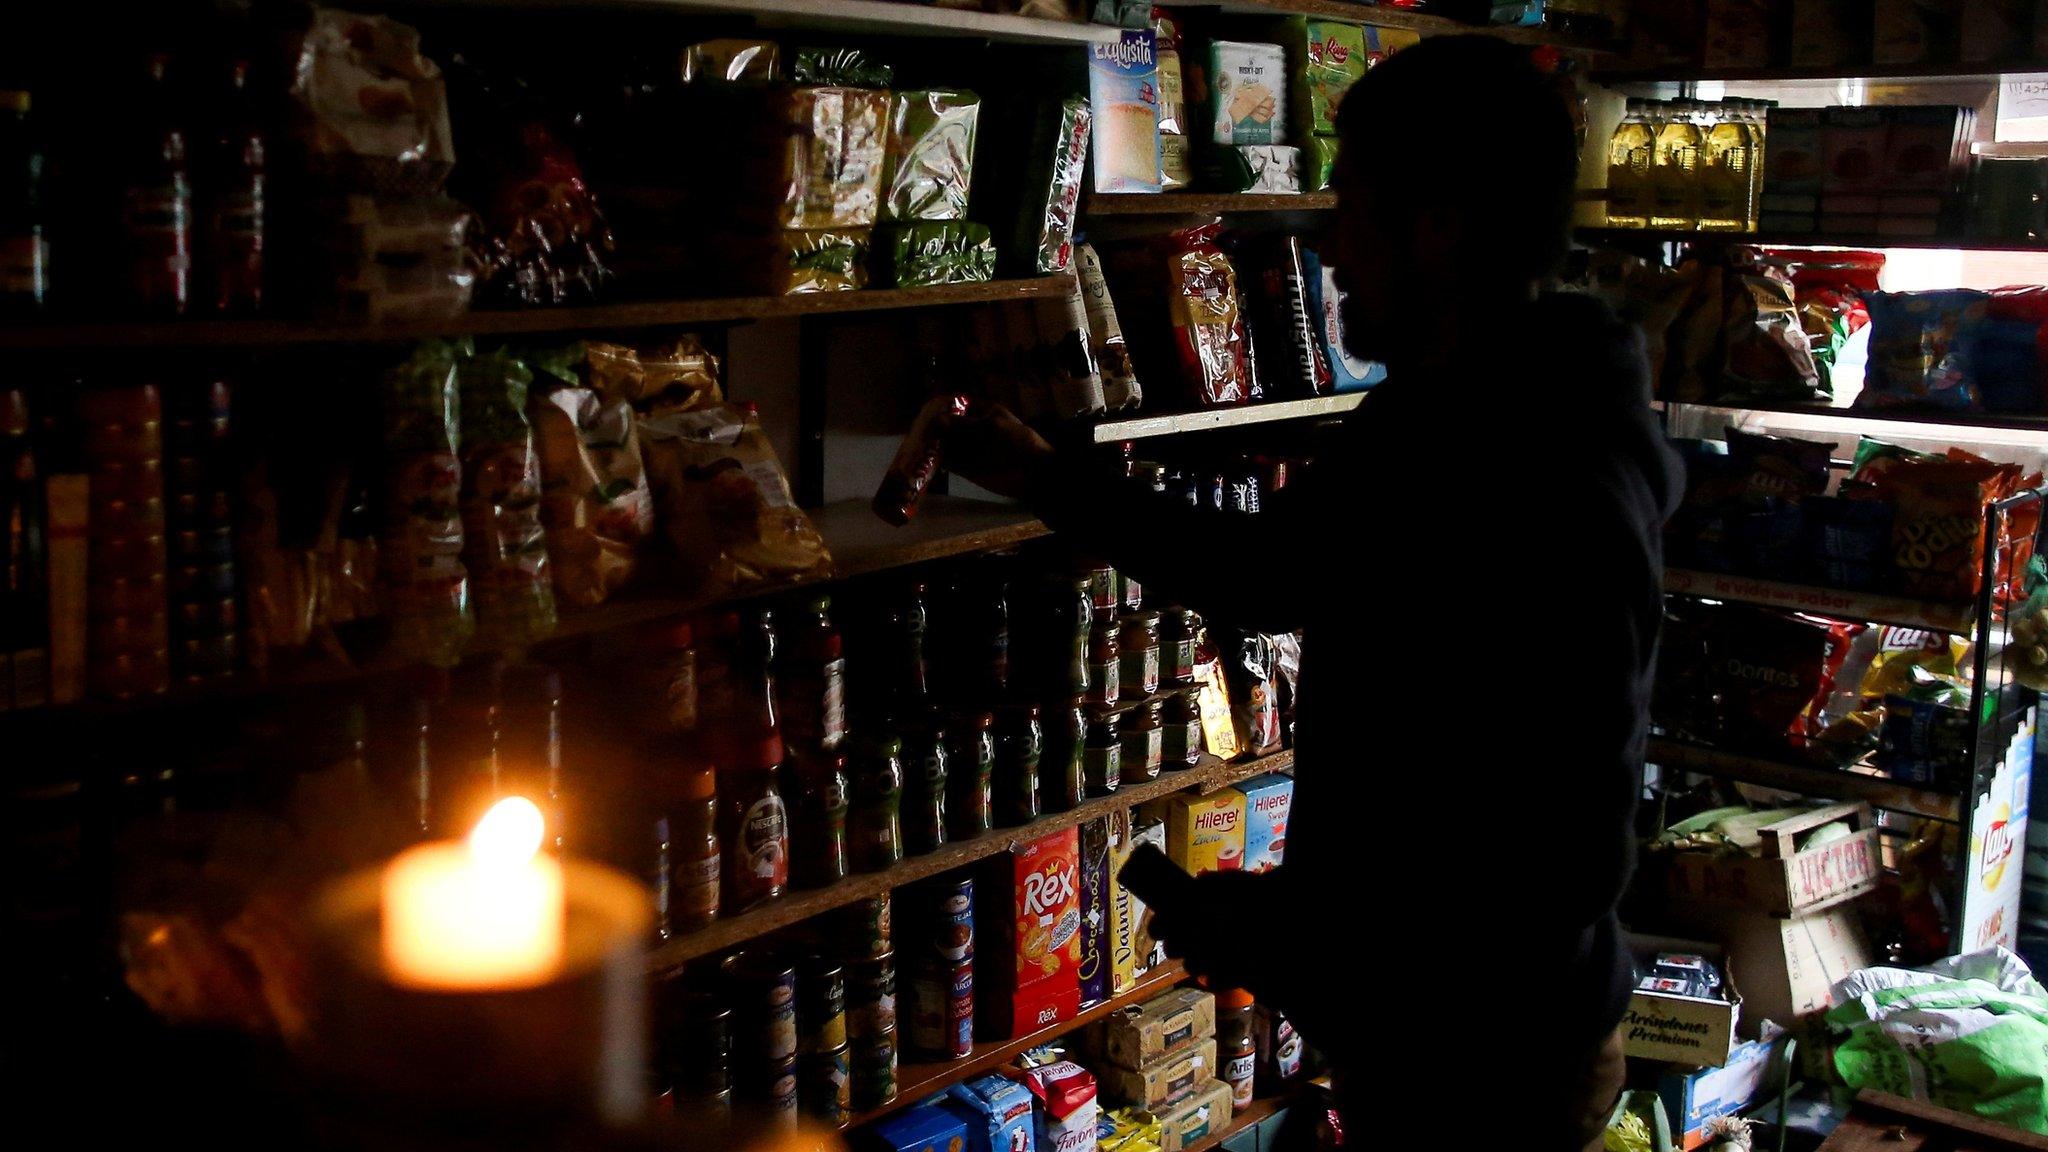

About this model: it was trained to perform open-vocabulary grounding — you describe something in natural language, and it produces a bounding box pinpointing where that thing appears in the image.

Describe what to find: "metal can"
[745,1055,800,1133]
[799,1043,852,1127]
[845,950,897,1041]
[662,987,733,1097]
[724,951,798,1063]
[849,1028,900,1111]
[797,955,847,1055]
[907,959,974,1061]
[838,894,893,960]
[673,1087,733,1123]
[925,876,974,964]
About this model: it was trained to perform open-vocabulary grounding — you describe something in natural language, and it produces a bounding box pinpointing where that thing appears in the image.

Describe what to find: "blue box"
[1220,1127,1258,1152]
[946,1073,1036,1152]
[1237,774,1294,874]
[874,1105,971,1152]
[1656,1033,1785,1150]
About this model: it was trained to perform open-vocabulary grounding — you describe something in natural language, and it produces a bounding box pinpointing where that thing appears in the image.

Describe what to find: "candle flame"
[470,797,545,868]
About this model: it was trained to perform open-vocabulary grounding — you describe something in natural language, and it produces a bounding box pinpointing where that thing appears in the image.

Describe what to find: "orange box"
[977,827,1083,1038]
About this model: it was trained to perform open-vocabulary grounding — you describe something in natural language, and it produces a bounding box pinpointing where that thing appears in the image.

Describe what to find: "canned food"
[798,1043,851,1126]
[849,1028,899,1111]
[673,1087,733,1122]
[845,950,897,1041]
[907,959,974,1061]
[839,894,892,958]
[724,951,798,1062]
[168,563,236,599]
[742,1055,800,1133]
[797,955,847,1054]
[929,876,973,963]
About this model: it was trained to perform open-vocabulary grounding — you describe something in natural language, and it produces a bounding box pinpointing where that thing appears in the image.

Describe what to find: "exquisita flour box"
[1236,774,1293,873]
[977,826,1083,1037]
[1143,787,1246,874]
[1088,31,1162,193]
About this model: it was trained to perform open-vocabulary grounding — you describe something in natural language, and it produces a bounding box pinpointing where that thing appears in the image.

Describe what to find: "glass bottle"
[737,608,780,738]
[671,766,721,932]
[848,735,904,873]
[0,91,47,314]
[720,732,789,912]
[1163,687,1203,771]
[789,751,849,889]
[1043,696,1087,812]
[783,594,846,755]
[1604,98,1652,230]
[1740,100,1769,232]
[1121,697,1163,785]
[898,710,948,855]
[946,710,995,839]
[1219,989,1258,1112]
[125,54,191,317]
[1,388,47,709]
[499,661,564,846]
[992,704,1042,826]
[1047,573,1093,698]
[208,59,264,314]
[883,582,931,714]
[1085,620,1120,710]
[1649,99,1703,232]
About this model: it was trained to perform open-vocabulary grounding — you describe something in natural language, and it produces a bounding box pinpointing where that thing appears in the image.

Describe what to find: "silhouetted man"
[949,35,1680,1149]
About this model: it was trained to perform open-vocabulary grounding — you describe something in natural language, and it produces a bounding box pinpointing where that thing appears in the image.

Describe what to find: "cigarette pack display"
[976,826,1082,1038]
[1143,788,1246,875]
[1022,1061,1099,1152]
[1096,1035,1217,1111]
[1235,774,1293,873]
[945,1073,1037,1152]
[1099,986,1216,1070]
[1089,32,1161,194]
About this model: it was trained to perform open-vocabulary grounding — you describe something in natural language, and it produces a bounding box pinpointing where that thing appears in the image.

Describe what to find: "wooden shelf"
[417,0,1121,43]
[1580,226,2048,254]
[844,960,1191,1130]
[1085,192,1338,216]
[1092,394,1363,442]
[0,278,1075,351]
[647,748,1295,972]
[1185,1098,1288,1152]
[1596,59,2048,85]
[1659,398,2048,435]
[1663,568,1976,635]
[1647,738,1962,823]
[1209,0,1611,51]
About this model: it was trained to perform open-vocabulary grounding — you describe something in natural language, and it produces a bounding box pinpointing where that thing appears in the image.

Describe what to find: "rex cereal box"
[978,826,1083,1037]
[1237,774,1293,873]
[1144,788,1246,874]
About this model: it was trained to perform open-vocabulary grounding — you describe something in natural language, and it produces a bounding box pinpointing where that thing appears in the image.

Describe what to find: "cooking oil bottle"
[1649,98,1703,231]
[1605,98,1654,229]
[1698,100,1753,232]
[1740,100,1770,231]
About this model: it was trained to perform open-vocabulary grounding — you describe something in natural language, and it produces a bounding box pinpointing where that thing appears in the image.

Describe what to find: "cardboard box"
[1101,987,1217,1070]
[1704,0,1777,70]
[1882,105,1972,194]
[1108,808,1164,997]
[977,827,1083,1039]
[1663,803,1882,917]
[1088,33,1161,194]
[1821,107,1888,197]
[1078,816,1113,1008]
[947,1074,1037,1152]
[1097,1036,1219,1111]
[872,1104,972,1152]
[1145,789,1246,874]
[1791,0,1872,68]
[1621,934,1741,1067]
[1236,775,1293,874]
[1022,1062,1099,1152]
[1657,1030,1787,1151]
[1874,0,1960,64]
[1689,904,1873,1029]
[1155,1078,1234,1152]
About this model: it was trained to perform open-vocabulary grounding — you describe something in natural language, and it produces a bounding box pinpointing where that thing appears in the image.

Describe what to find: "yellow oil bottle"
[1649,98,1703,231]
[1605,98,1654,229]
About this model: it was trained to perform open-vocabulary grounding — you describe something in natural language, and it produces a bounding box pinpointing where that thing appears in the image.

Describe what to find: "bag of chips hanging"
[381,340,474,667]
[1874,458,2006,601]
[458,348,556,652]
[530,346,655,609]
[640,403,832,596]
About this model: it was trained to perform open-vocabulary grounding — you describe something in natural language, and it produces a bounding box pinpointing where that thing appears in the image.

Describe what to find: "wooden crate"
[1664,804,1881,917]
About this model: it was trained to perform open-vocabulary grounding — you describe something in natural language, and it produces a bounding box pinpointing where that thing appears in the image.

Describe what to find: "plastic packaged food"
[1166,223,1253,407]
[1209,42,1287,146]
[1152,10,1191,190]
[382,340,474,667]
[1224,632,1280,755]
[1035,281,1110,419]
[321,196,475,322]
[461,92,615,307]
[882,91,980,221]
[872,222,997,288]
[584,337,723,412]
[1212,146,1301,194]
[1299,244,1383,392]
[739,228,872,295]
[1859,289,1989,411]
[1875,459,2007,601]
[458,348,556,652]
[290,8,456,194]
[1716,606,1859,754]
[529,347,655,608]
[1076,243,1142,411]
[763,88,891,231]
[875,394,972,527]
[1089,32,1162,193]
[995,96,1091,275]
[1303,21,1367,136]
[1240,236,1331,399]
[1720,270,1822,404]
[640,403,833,597]
[683,40,780,84]
[792,47,894,89]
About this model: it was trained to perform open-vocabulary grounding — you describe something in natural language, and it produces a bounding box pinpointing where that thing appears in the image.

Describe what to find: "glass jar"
[641,619,699,735]
[719,733,789,913]
[788,752,849,889]
[947,710,995,839]
[1162,607,1201,688]
[1119,611,1161,698]
[671,766,722,930]
[1219,988,1257,1111]
[1084,709,1122,797]
[1041,573,1092,698]
[1121,697,1164,784]
[1085,621,1120,710]
[992,704,1042,827]
[1043,696,1087,812]
[1120,572,1142,613]
[784,595,846,754]
[1163,687,1203,770]
[1084,564,1117,616]
[899,712,948,856]
[848,737,904,873]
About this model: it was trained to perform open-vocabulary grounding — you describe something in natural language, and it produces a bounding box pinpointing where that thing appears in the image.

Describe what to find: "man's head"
[1329,36,1579,365]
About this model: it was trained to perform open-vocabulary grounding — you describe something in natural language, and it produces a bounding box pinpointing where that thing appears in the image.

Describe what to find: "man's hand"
[941,403,1058,502]
[1148,871,1282,994]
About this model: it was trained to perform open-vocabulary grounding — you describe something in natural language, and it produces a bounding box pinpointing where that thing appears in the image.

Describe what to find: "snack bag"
[1726,427,1836,506]
[1956,286,2048,415]
[1076,243,1143,411]
[1875,459,2005,601]
[873,222,998,288]
[639,403,833,597]
[1850,436,1940,486]
[456,82,615,307]
[740,228,872,294]
[1303,21,1367,135]
[1775,248,1883,396]
[882,91,981,221]
[2009,558,2048,691]
[682,39,779,84]
[991,96,1092,275]
[1224,632,1281,755]
[530,350,654,608]
[792,46,894,88]
[1165,223,1253,407]
[1211,146,1301,194]
[1859,289,1989,411]
[1714,606,1860,754]
[1299,245,1383,391]
[291,8,456,193]
[458,348,556,652]
[1209,42,1287,146]
[381,340,474,667]
[1035,280,1111,419]
[1089,33,1162,193]
[1721,268,1823,404]
[762,88,892,230]
[1239,235,1331,399]
[583,338,723,413]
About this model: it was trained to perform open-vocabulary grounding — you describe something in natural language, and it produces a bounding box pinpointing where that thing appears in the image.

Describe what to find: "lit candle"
[382,797,566,990]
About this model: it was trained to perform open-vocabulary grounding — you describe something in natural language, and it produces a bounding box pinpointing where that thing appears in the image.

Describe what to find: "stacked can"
[165,379,235,691]
[841,894,897,1113]
[83,385,168,699]
[724,951,800,1132]
[904,875,974,1062]
[797,954,850,1126]
[660,980,734,1120]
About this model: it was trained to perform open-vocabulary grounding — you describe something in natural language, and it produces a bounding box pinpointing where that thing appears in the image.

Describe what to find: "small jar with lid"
[1162,607,1201,688]
[992,704,1042,827]
[1163,687,1203,770]
[1085,620,1120,710]
[1119,611,1161,698]
[946,710,994,839]
[788,752,849,889]
[1083,563,1117,616]
[670,766,722,930]
[1042,696,1087,812]
[1084,709,1122,797]
[1121,697,1164,784]
[847,737,904,873]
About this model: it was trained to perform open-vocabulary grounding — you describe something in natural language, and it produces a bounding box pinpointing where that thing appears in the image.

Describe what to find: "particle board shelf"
[1663,568,1976,635]
[1646,738,1962,823]
[1085,192,1338,216]
[1579,226,2048,254]
[1183,1097,1287,1152]
[1596,60,2048,85]
[1208,0,1611,51]
[417,0,1122,43]
[844,960,1191,1130]
[1092,394,1363,442]
[1657,398,2048,435]
[0,278,1075,351]
[646,748,1295,972]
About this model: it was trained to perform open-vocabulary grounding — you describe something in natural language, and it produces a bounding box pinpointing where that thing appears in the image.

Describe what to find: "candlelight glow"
[471,796,545,868]
[382,796,566,991]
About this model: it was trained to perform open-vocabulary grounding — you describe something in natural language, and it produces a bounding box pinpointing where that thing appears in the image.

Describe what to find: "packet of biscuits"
[639,402,832,597]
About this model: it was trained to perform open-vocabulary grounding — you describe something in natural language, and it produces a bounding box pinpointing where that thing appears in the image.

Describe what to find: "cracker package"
[1303,21,1367,135]
[883,90,981,221]
[639,403,832,597]
[381,340,474,668]
[1076,243,1142,411]
[1096,1037,1217,1110]
[873,222,998,288]
[1089,32,1162,193]
[290,8,456,194]
[977,826,1082,1038]
[457,348,556,652]
[530,352,654,608]
[1209,41,1287,146]
[1100,987,1217,1070]
[758,87,891,230]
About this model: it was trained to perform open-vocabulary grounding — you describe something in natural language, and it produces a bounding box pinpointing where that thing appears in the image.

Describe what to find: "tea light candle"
[382,797,565,990]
